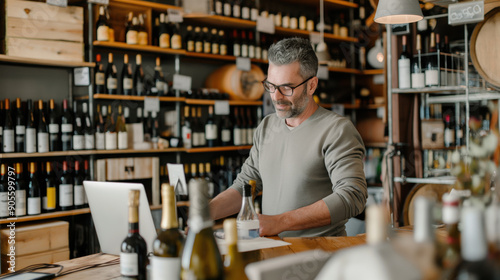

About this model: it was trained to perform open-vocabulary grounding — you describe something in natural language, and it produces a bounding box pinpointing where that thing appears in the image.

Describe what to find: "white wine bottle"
[236,183,259,239]
[151,183,184,280]
[181,178,224,280]
[223,218,248,280]
[120,189,148,280]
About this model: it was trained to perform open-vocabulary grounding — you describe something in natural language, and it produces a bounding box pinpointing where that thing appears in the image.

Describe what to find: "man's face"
[267,62,310,120]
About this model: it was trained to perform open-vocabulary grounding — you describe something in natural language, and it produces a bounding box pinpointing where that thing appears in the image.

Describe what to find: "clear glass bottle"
[236,183,259,239]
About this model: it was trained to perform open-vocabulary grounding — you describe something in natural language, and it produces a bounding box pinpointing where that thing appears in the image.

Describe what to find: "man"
[210,37,367,237]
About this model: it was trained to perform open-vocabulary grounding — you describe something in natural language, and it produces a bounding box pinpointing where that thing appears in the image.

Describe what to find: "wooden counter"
[30,236,366,279]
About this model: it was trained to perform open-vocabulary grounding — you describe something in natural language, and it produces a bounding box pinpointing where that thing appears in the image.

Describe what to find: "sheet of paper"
[167,163,188,195]
[216,237,291,255]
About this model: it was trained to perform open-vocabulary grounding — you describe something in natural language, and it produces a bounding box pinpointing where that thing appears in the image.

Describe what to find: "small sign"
[167,164,188,196]
[236,57,251,71]
[144,97,160,113]
[173,74,192,91]
[373,74,385,85]
[317,66,329,80]
[309,32,322,44]
[214,101,230,115]
[257,16,275,34]
[88,0,109,4]
[391,24,410,35]
[448,0,484,26]
[74,67,90,86]
[183,0,210,14]
[47,0,67,7]
[168,8,183,23]
[331,104,345,116]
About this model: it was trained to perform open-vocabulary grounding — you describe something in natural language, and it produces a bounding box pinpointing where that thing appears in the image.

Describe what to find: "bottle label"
[275,13,282,26]
[251,8,259,21]
[212,43,219,55]
[171,34,182,49]
[192,132,202,147]
[233,5,240,18]
[46,187,56,210]
[233,128,242,145]
[95,72,105,86]
[105,132,117,150]
[224,3,231,16]
[241,44,248,57]
[16,125,25,135]
[96,132,105,150]
[205,124,218,140]
[74,184,85,206]
[59,184,73,207]
[195,41,203,53]
[15,190,26,216]
[138,32,148,45]
[411,73,425,88]
[182,127,192,149]
[126,30,138,44]
[299,16,307,30]
[97,25,109,41]
[241,129,247,145]
[107,77,118,90]
[150,256,181,279]
[457,129,463,139]
[123,78,133,90]
[204,42,211,53]
[241,7,250,19]
[220,44,227,56]
[290,18,298,29]
[27,197,41,215]
[417,19,428,31]
[160,34,170,48]
[73,135,85,150]
[249,45,255,58]
[118,131,128,149]
[398,58,411,89]
[0,192,8,217]
[255,46,262,59]
[120,252,138,276]
[61,123,73,133]
[215,1,222,14]
[85,133,95,150]
[233,43,240,57]
[339,27,349,37]
[282,16,290,28]
[444,129,455,145]
[37,132,49,153]
[3,129,15,152]
[187,41,195,52]
[425,69,439,86]
[26,128,37,153]
[49,124,59,133]
[237,220,260,239]
[247,129,253,144]
[262,49,268,61]
[307,20,315,32]
[221,129,231,143]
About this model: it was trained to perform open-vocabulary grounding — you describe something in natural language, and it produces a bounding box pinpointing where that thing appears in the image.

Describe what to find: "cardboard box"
[1,0,84,62]
[1,248,69,273]
[421,120,445,149]
[105,157,155,181]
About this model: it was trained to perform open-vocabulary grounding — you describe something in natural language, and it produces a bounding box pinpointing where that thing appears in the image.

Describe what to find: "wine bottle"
[218,30,228,56]
[14,98,25,152]
[205,106,218,147]
[180,179,224,280]
[171,23,182,50]
[0,164,8,218]
[425,32,439,87]
[233,107,242,146]
[94,54,106,94]
[44,162,57,213]
[240,30,248,58]
[126,16,139,45]
[248,31,255,59]
[411,34,425,89]
[239,107,247,145]
[25,99,37,154]
[137,14,148,46]
[133,54,145,96]
[27,162,41,216]
[116,105,128,150]
[82,102,94,150]
[224,0,232,17]
[232,29,240,57]
[197,107,206,147]
[211,28,219,55]
[237,183,260,239]
[153,57,164,96]
[61,99,73,151]
[214,0,223,15]
[194,26,203,53]
[204,163,216,198]
[444,114,454,148]
[3,99,15,153]
[241,0,250,20]
[83,160,90,207]
[202,27,211,54]
[59,160,74,211]
[0,101,4,153]
[232,0,241,18]
[218,156,229,192]
[122,54,133,96]
[105,6,114,42]
[246,107,254,145]
[151,183,184,279]
[440,193,461,277]
[37,100,49,153]
[120,189,148,280]
[182,106,192,149]
[151,111,159,149]
[95,105,106,150]
[220,113,232,146]
[73,101,85,151]
[48,99,61,151]
[185,25,195,52]
[106,53,118,95]
[190,107,201,148]
[250,0,258,21]
[398,35,411,89]
[105,105,117,150]
[96,5,109,42]
[159,13,170,48]
[73,160,85,209]
[15,163,26,217]
[224,218,248,280]
[143,111,152,142]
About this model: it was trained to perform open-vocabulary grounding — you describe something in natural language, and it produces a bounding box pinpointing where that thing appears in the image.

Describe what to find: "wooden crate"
[1,0,84,62]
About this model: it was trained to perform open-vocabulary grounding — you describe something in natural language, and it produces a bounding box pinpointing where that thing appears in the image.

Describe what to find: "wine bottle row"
[0,160,90,218]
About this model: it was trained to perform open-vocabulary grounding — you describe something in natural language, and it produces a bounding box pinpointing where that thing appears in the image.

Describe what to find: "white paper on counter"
[216,237,291,255]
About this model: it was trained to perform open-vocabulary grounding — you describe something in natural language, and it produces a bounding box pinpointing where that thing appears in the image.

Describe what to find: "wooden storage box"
[1,0,84,62]
[105,157,155,181]
[421,120,445,149]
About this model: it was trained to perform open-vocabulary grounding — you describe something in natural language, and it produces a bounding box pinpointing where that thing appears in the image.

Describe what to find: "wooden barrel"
[402,183,453,226]
[204,64,266,101]
[471,7,500,89]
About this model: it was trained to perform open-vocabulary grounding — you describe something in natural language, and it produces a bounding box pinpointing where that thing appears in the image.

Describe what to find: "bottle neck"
[160,195,178,230]
[128,206,139,234]
[188,179,213,233]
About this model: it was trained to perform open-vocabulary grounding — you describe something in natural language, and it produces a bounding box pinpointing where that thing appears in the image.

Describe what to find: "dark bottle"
[224,0,232,17]
[239,107,248,145]
[95,54,106,94]
[0,100,3,153]
[15,163,26,217]
[248,31,255,59]
[220,114,232,146]
[37,100,49,153]
[440,193,461,278]
[61,100,73,151]
[48,99,61,151]
[59,160,74,211]
[105,105,117,150]
[202,27,211,54]
[219,30,228,56]
[181,106,192,149]
[82,102,94,150]
[398,35,411,89]
[83,160,90,207]
[25,99,37,154]
[171,23,182,50]
[210,28,219,55]
[196,107,206,147]
[151,111,159,149]
[134,54,145,96]
[44,161,57,213]
[14,98,26,152]
[96,5,110,42]
[95,105,106,150]
[233,107,243,146]
[232,29,240,57]
[153,57,165,96]
[73,101,85,151]
[240,30,248,58]
[126,16,139,45]
[122,54,133,96]
[205,106,218,147]
[425,32,439,87]
[185,25,195,52]
[27,162,41,216]
[217,156,229,192]
[120,190,148,280]
[106,53,118,95]
[137,14,148,46]
[194,26,203,53]
[444,114,454,148]
[73,161,85,209]
[0,164,8,218]
[246,107,254,145]
[159,13,171,48]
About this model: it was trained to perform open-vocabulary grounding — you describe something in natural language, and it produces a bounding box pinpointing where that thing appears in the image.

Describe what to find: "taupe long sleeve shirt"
[229,106,367,237]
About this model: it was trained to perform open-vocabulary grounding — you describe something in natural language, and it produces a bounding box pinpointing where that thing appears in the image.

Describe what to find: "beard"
[273,86,309,119]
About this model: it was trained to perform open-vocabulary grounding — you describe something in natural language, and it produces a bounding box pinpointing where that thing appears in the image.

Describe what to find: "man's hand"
[258,214,285,236]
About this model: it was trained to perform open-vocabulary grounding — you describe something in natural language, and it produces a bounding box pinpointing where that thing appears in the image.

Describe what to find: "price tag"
[144,97,160,113]
[317,66,329,80]
[214,101,230,115]
[331,104,345,116]
[448,1,484,26]
[74,67,90,86]
[168,8,183,23]
[173,74,192,91]
[87,0,109,4]
[236,57,251,71]
[167,164,188,196]
[309,32,322,44]
[183,0,210,14]
[257,16,275,34]
[46,0,67,7]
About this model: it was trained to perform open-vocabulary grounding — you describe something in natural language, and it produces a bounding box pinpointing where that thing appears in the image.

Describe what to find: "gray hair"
[267,37,318,79]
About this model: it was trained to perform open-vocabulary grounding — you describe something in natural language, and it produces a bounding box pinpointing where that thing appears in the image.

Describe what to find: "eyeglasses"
[262,76,314,97]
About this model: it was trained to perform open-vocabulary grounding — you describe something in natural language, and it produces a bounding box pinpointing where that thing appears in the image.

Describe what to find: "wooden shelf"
[274,27,358,43]
[0,54,94,68]
[93,41,186,56]
[1,150,95,159]
[92,148,186,155]
[76,94,186,102]
[183,15,256,29]
[185,99,263,106]
[0,208,90,225]
[186,145,252,153]
[361,69,384,75]
[319,103,385,110]
[328,67,361,74]
[110,0,182,11]
[184,52,268,64]
[276,0,358,9]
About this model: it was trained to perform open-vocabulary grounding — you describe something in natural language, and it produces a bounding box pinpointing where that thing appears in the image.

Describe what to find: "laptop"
[83,181,158,255]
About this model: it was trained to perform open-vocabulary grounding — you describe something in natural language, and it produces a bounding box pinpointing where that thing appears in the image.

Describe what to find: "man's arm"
[209,188,242,220]
[258,200,330,236]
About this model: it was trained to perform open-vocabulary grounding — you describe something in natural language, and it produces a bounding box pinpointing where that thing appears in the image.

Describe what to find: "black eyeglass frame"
[261,76,315,97]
